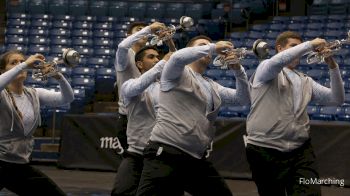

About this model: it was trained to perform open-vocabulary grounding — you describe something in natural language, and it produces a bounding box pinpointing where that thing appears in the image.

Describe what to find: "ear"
[276,44,283,53]
[136,61,143,70]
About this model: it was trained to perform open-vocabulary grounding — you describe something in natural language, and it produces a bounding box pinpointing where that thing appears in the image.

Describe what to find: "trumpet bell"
[252,39,269,59]
[179,16,194,29]
[62,48,80,67]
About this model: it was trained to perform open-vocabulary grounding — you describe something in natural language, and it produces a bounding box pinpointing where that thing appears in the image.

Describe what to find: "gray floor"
[0,165,349,196]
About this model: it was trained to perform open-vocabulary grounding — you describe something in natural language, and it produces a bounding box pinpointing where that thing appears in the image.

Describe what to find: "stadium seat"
[94,48,115,58]
[72,21,93,30]
[306,69,325,80]
[27,0,47,14]
[5,44,28,53]
[328,0,348,15]
[128,2,146,18]
[89,0,109,16]
[272,16,290,24]
[28,28,49,37]
[50,37,72,46]
[7,13,28,20]
[250,24,270,32]
[5,27,28,36]
[74,46,94,57]
[28,36,49,45]
[248,31,265,39]
[337,107,350,121]
[95,68,116,94]
[72,38,93,47]
[93,38,115,48]
[205,69,224,80]
[24,75,47,88]
[109,1,128,18]
[71,30,93,38]
[5,35,28,45]
[28,45,50,55]
[68,0,88,16]
[87,57,110,68]
[48,0,68,15]
[6,0,26,13]
[7,18,30,27]
[93,30,115,39]
[50,28,71,37]
[93,22,113,31]
[72,67,96,78]
[185,3,203,19]
[164,3,185,19]
[71,77,95,98]
[308,0,329,15]
[145,3,165,18]
[312,106,342,121]
[52,20,72,29]
[290,16,308,24]
[95,16,118,23]
[326,22,344,30]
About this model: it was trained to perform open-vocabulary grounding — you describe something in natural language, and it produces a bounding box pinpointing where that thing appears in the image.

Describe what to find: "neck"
[8,81,24,95]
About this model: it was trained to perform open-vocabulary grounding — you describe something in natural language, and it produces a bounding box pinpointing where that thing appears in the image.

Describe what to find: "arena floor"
[0,165,349,196]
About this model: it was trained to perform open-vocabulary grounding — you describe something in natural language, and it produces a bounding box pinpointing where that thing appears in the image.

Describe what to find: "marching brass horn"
[306,31,350,64]
[32,48,80,81]
[213,39,269,69]
[148,16,194,46]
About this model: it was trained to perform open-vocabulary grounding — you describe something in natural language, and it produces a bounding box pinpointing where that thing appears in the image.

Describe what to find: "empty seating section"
[4,0,350,120]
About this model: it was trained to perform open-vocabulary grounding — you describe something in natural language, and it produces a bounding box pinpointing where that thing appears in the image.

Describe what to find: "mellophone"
[32,48,80,81]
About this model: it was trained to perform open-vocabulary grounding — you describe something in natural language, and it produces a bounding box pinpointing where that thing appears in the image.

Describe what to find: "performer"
[245,31,345,196]
[111,44,173,195]
[136,36,250,196]
[0,50,74,195]
[114,22,166,152]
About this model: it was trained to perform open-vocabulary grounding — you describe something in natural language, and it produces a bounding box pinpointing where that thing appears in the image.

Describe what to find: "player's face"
[277,38,302,69]
[140,49,160,72]
[191,39,212,66]
[4,53,27,80]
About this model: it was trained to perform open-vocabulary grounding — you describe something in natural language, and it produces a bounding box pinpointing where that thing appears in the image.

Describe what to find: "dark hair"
[127,22,148,35]
[186,35,213,47]
[0,50,24,72]
[275,31,303,51]
[135,46,158,62]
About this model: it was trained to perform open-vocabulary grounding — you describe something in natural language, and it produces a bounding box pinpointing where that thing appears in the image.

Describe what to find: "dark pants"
[136,141,232,196]
[0,160,66,196]
[116,113,128,151]
[246,140,321,196]
[111,152,144,196]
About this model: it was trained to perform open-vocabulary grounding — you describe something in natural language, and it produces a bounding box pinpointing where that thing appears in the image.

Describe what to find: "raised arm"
[121,60,166,103]
[160,43,216,91]
[254,41,313,86]
[114,26,152,72]
[37,73,74,107]
[311,57,345,106]
[0,54,45,92]
[216,66,250,105]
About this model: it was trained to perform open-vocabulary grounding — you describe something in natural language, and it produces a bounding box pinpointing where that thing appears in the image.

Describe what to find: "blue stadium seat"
[74,47,94,57]
[5,35,28,45]
[241,58,259,70]
[5,44,28,53]
[304,30,323,39]
[71,77,95,97]
[49,45,66,56]
[308,15,328,23]
[0,45,5,53]
[228,8,247,25]
[230,32,248,40]
[145,3,165,18]
[109,1,128,18]
[94,48,115,58]
[96,16,118,23]
[218,106,240,118]
[128,2,146,18]
[329,0,348,15]
[6,0,26,13]
[95,68,116,94]
[50,28,71,37]
[93,30,115,39]
[185,3,203,19]
[72,67,95,78]
[345,93,350,104]
[7,13,28,20]
[31,14,51,20]
[89,0,109,16]
[52,20,72,29]
[28,36,49,45]
[52,14,74,22]
[69,88,86,113]
[164,3,185,19]
[308,0,329,15]
[71,30,93,38]
[48,0,68,15]
[324,30,344,39]
[72,38,93,47]
[28,28,49,37]
[269,24,287,32]
[306,23,325,31]
[5,27,27,36]
[272,16,290,24]
[307,105,320,117]
[250,24,270,32]
[87,57,110,68]
[246,69,256,79]
[27,0,47,14]
[24,76,47,88]
[288,23,306,32]
[312,106,341,121]
[248,31,265,39]
[72,21,93,30]
[28,45,50,55]
[326,22,344,30]
[7,19,30,27]
[50,37,71,46]
[30,20,51,28]
[93,22,113,31]
[68,0,88,16]
[290,16,308,24]
[264,31,280,39]
[337,107,350,121]
[327,14,347,22]
[93,38,114,48]
[74,15,96,22]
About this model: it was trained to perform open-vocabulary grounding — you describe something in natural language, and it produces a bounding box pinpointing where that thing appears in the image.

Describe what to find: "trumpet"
[306,31,350,64]
[213,39,269,69]
[148,16,194,46]
[32,48,80,81]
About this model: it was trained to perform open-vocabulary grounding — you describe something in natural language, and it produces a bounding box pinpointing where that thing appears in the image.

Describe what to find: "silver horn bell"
[32,48,80,81]
[213,39,269,69]
[149,16,194,46]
